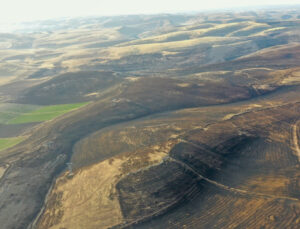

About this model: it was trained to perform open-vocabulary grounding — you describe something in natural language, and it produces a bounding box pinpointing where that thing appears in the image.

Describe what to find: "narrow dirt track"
[169,157,299,202]
[113,154,299,229]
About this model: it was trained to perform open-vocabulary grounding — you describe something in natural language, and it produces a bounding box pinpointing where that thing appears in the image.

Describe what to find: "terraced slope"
[34,101,300,229]
[121,103,300,229]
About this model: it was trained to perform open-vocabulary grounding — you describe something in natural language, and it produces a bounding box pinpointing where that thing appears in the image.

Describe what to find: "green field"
[0,104,40,124]
[6,102,88,124]
[0,137,25,151]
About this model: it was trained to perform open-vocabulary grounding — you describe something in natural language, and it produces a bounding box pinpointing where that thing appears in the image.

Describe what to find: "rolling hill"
[0,8,299,229]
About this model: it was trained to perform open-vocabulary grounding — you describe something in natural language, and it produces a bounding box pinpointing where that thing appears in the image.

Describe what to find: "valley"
[0,7,299,229]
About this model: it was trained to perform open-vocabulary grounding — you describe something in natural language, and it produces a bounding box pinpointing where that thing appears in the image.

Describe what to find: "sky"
[1,0,299,24]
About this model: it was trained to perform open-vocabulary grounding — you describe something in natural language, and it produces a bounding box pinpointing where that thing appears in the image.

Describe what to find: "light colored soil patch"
[292,71,300,77]
[38,148,169,229]
[84,92,100,97]
[125,77,140,82]
[162,51,179,56]
[105,36,239,59]
[177,83,190,88]
[222,104,262,120]
[222,113,236,120]
[282,71,300,84]
[251,27,286,36]
[270,68,300,85]
[292,121,300,161]
[0,166,7,179]
[0,76,17,86]
[38,159,124,229]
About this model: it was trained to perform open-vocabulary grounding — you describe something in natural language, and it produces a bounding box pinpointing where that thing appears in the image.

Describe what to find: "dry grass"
[122,22,252,46]
[281,70,300,84]
[179,191,300,229]
[228,22,270,36]
[265,67,300,85]
[251,27,286,36]
[104,36,240,59]
[0,166,7,179]
[37,145,170,229]
[240,175,290,196]
[37,159,124,229]
[0,76,17,86]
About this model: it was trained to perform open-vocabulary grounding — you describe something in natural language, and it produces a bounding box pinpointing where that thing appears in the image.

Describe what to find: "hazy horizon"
[1,0,300,24]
